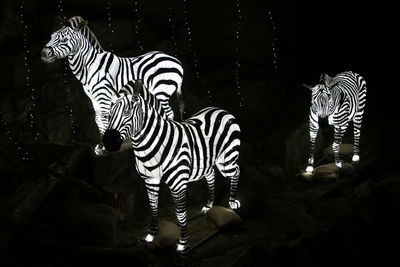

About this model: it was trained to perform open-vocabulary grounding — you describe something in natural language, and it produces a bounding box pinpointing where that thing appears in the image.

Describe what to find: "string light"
[182,0,211,104]
[20,0,38,140]
[268,9,278,71]
[132,1,144,51]
[106,1,114,53]
[57,0,76,137]
[167,4,178,57]
[234,0,245,108]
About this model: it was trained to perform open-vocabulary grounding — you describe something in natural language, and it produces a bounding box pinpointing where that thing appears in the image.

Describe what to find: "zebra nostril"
[103,129,123,152]
[41,47,53,58]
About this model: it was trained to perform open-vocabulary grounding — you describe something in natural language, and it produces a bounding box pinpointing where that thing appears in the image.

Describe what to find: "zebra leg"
[201,169,216,214]
[333,124,348,168]
[352,112,363,164]
[144,178,160,243]
[171,186,188,252]
[94,109,110,156]
[307,111,319,173]
[227,166,241,210]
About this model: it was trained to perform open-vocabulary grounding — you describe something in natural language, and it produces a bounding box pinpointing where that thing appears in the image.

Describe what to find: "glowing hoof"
[144,234,155,243]
[229,199,241,210]
[201,206,211,214]
[335,161,343,168]
[94,144,105,156]
[176,244,186,252]
[306,166,314,173]
[352,155,360,162]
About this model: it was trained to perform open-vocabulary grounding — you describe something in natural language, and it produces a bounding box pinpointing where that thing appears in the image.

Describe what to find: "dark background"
[0,0,399,266]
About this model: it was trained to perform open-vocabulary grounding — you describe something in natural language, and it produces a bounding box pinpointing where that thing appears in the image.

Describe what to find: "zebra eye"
[124,110,131,116]
[61,37,69,43]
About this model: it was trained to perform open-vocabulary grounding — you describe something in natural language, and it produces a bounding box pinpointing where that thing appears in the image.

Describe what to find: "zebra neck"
[131,100,169,150]
[67,39,99,85]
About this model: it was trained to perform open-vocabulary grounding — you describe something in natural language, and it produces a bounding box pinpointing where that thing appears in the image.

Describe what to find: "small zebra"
[303,71,367,172]
[102,80,241,252]
[41,16,184,155]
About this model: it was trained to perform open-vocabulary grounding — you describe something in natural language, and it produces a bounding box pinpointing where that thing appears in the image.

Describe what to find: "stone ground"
[1,137,399,267]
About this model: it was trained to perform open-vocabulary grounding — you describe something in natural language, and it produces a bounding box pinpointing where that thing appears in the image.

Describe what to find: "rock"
[61,203,118,246]
[149,220,180,249]
[300,163,353,182]
[206,205,242,228]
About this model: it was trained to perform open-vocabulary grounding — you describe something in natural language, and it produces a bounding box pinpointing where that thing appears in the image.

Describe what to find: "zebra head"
[41,16,88,63]
[304,83,333,118]
[103,81,144,152]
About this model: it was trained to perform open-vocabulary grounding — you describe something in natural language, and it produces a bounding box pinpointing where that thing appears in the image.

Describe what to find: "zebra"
[41,16,184,155]
[303,71,367,173]
[102,80,241,252]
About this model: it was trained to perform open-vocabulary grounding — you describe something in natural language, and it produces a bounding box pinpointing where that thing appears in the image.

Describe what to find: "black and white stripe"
[103,80,241,252]
[304,71,367,172]
[41,16,184,154]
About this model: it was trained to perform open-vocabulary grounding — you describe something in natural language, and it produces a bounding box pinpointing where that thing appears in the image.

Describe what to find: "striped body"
[104,81,241,251]
[306,71,367,171]
[41,17,184,152]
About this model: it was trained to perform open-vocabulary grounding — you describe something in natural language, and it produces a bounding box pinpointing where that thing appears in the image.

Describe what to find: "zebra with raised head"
[41,16,185,155]
[303,71,367,172]
[102,80,241,252]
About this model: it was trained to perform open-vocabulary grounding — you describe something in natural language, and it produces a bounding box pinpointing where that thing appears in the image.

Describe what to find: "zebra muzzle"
[102,129,123,152]
[41,47,56,63]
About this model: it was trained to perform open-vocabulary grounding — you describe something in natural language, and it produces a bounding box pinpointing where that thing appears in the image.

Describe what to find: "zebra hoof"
[176,244,186,252]
[229,199,241,210]
[335,161,344,168]
[94,144,106,156]
[306,166,314,173]
[144,233,155,243]
[352,155,360,162]
[201,206,211,214]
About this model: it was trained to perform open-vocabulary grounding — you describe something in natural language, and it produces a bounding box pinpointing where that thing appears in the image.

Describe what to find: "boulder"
[300,163,353,182]
[149,220,180,249]
[206,205,242,228]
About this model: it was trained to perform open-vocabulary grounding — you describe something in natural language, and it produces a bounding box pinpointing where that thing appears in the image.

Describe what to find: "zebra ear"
[127,94,134,102]
[303,84,314,91]
[74,19,88,31]
[133,80,143,97]
[319,73,328,83]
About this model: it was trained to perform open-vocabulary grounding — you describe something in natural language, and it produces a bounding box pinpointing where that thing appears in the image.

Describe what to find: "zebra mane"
[68,16,104,53]
[118,80,168,119]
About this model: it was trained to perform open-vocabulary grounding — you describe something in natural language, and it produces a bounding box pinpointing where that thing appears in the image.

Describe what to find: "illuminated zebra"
[102,80,241,252]
[303,71,367,172]
[41,16,184,155]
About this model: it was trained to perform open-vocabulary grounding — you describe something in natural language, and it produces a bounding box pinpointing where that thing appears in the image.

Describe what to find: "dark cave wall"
[0,0,397,160]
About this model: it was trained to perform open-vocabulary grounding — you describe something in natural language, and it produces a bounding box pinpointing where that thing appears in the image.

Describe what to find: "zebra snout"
[41,47,56,63]
[103,129,123,152]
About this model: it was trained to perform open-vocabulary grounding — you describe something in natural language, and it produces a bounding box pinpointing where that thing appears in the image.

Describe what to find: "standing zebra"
[41,16,184,155]
[102,80,241,252]
[304,71,367,173]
